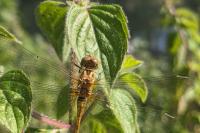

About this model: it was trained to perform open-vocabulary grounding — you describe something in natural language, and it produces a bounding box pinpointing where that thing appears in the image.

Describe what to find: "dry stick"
[31,111,71,129]
[164,0,189,49]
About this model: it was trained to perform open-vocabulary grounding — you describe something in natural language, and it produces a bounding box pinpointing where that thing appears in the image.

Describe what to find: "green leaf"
[84,89,139,133]
[168,32,181,54]
[119,73,148,102]
[81,89,140,133]
[121,55,143,71]
[87,4,128,83]
[0,70,32,133]
[81,118,107,133]
[35,0,69,59]
[90,109,124,133]
[56,85,70,119]
[0,26,21,44]
[108,89,139,133]
[36,1,128,84]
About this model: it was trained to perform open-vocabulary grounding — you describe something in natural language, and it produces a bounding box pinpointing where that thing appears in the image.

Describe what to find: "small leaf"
[0,70,32,133]
[119,73,148,102]
[0,26,21,44]
[121,55,143,71]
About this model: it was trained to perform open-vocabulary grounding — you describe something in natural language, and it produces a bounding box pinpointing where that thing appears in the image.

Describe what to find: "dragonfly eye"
[81,55,98,70]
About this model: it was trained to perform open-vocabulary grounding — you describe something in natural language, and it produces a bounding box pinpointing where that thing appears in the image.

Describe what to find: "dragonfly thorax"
[79,70,96,89]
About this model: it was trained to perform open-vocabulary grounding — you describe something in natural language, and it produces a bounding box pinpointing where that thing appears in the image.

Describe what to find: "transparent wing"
[69,48,80,124]
[94,73,190,88]
[1,42,190,91]
[0,42,73,119]
[0,42,190,130]
[86,89,177,116]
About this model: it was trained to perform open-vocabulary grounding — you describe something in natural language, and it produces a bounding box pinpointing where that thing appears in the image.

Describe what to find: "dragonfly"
[0,42,190,133]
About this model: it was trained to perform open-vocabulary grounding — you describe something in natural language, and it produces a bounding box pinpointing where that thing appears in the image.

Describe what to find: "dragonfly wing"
[69,48,80,124]
[0,43,74,119]
[1,42,71,81]
[94,73,190,92]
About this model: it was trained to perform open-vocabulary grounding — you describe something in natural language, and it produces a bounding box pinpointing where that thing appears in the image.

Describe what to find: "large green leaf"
[121,55,143,71]
[35,1,69,59]
[0,70,32,133]
[0,26,21,44]
[89,109,124,133]
[82,89,139,133]
[36,1,128,84]
[36,1,133,132]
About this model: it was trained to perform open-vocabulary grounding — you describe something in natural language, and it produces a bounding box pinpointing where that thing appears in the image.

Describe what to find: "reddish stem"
[31,111,71,129]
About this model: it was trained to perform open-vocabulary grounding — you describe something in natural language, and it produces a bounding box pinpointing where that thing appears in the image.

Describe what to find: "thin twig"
[31,111,71,129]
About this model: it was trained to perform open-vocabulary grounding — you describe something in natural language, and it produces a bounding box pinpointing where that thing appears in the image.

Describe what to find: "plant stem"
[164,0,189,48]
[31,111,71,129]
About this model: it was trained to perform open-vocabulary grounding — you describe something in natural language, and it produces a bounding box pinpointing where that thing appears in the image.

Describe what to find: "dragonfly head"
[81,55,98,70]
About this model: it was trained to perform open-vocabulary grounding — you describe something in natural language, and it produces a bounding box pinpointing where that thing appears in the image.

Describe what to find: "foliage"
[0,0,148,133]
[161,2,200,132]
[0,0,199,133]
[35,1,147,132]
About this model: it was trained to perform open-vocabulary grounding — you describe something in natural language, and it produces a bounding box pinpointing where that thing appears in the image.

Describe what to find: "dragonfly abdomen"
[78,86,93,101]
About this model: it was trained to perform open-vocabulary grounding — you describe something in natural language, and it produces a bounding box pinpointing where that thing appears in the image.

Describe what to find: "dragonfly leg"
[72,60,82,69]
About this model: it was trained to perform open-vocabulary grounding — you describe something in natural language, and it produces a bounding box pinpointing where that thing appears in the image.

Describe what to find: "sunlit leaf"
[121,55,143,71]
[119,73,148,102]
[0,70,32,133]
[176,8,199,30]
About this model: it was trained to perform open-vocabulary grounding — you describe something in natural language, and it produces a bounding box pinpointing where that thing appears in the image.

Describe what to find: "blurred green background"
[0,0,200,132]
